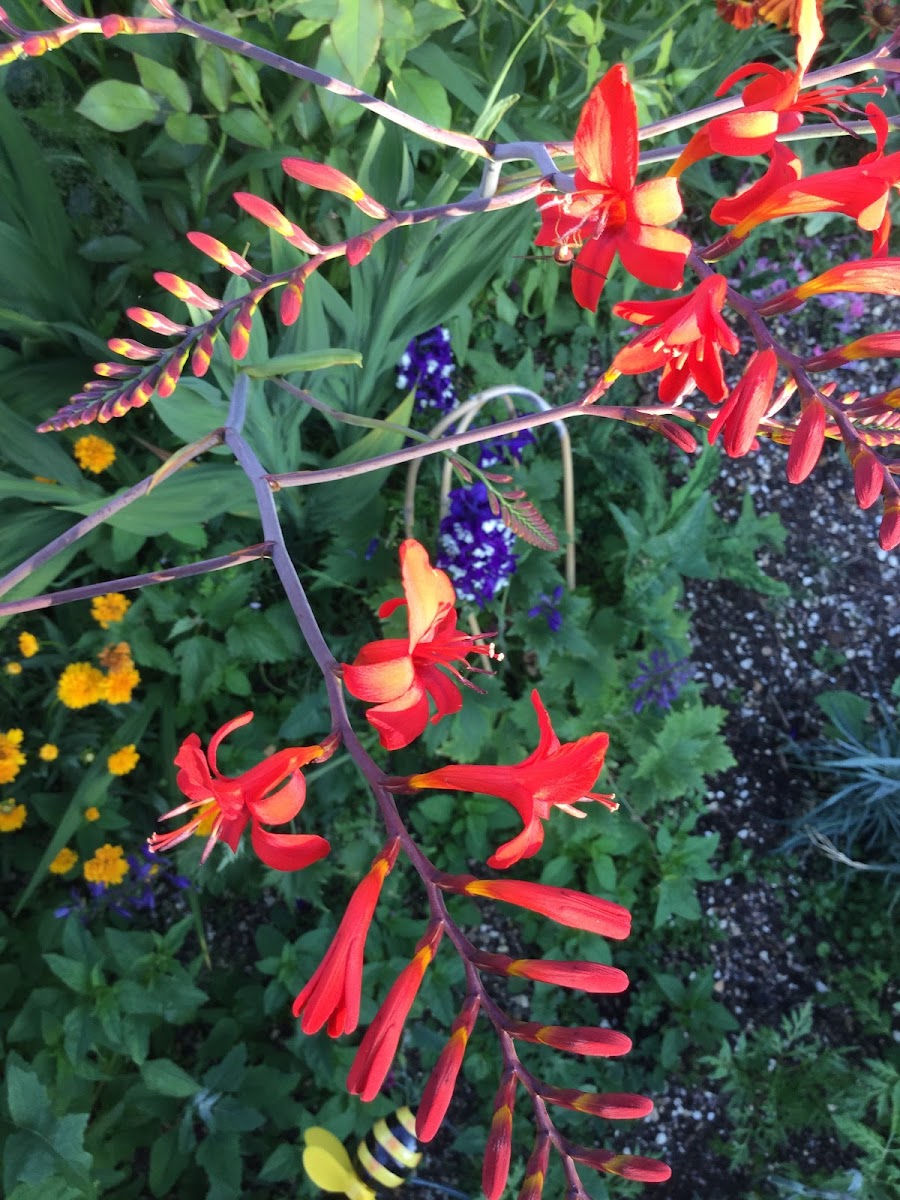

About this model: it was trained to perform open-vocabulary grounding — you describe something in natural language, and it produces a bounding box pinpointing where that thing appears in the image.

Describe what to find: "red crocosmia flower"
[569,1144,672,1184]
[343,539,496,751]
[707,348,780,457]
[483,1072,517,1200]
[416,996,480,1143]
[534,64,690,311]
[710,142,802,228]
[293,839,399,1036]
[458,877,632,940]
[611,276,740,404]
[346,922,442,1102]
[758,258,900,317]
[542,1085,654,1120]
[407,689,615,869]
[508,1020,633,1057]
[785,399,827,484]
[149,712,334,871]
[474,952,630,994]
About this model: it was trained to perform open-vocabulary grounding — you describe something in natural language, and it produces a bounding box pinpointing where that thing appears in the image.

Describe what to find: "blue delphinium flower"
[397,326,457,413]
[629,650,693,713]
[436,482,518,606]
[528,585,565,633]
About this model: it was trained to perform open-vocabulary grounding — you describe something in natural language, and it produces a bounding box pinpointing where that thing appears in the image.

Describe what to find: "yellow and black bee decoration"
[302,1107,423,1199]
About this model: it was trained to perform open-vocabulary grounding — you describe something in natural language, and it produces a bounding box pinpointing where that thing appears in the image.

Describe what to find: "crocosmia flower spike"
[405,689,616,869]
[343,538,497,750]
[149,712,335,870]
[535,64,690,311]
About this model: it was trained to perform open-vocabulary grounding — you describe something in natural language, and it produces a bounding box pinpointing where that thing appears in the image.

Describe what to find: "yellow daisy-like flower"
[0,728,26,785]
[104,665,140,705]
[49,847,78,874]
[18,632,39,658]
[0,798,27,833]
[5,662,22,676]
[39,743,60,762]
[99,641,133,672]
[107,744,140,776]
[74,435,116,474]
[57,662,107,709]
[83,843,129,886]
[91,593,131,630]
[84,806,101,822]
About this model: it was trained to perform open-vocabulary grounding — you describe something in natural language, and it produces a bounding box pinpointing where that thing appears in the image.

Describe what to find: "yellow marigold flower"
[5,662,22,676]
[91,592,131,630]
[99,641,133,671]
[74,434,116,474]
[57,662,107,709]
[107,744,140,776]
[39,743,59,762]
[0,728,26,785]
[49,847,78,874]
[104,665,140,705]
[18,632,39,658]
[0,799,26,833]
[83,842,129,886]
[84,806,101,822]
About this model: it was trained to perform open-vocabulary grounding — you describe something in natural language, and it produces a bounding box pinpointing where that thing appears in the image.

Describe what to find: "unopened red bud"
[347,234,374,266]
[416,996,480,1142]
[879,497,900,551]
[281,282,304,327]
[542,1085,653,1120]
[518,1137,550,1200]
[509,1020,632,1057]
[569,1144,672,1184]
[786,399,826,484]
[482,1072,516,1200]
[850,444,884,509]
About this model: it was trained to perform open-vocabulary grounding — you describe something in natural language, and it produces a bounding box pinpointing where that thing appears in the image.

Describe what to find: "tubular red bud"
[416,996,480,1142]
[459,877,631,940]
[280,282,305,327]
[708,348,778,458]
[186,231,252,276]
[850,444,884,509]
[191,331,216,378]
[347,234,375,266]
[508,1020,632,1057]
[498,955,629,993]
[542,1085,654,1120]
[879,497,900,551]
[482,1072,517,1200]
[786,399,826,484]
[517,1137,550,1200]
[569,1144,672,1184]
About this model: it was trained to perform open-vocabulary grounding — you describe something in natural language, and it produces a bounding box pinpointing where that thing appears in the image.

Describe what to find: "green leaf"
[134,54,192,112]
[241,349,362,377]
[4,1057,93,1192]
[390,68,451,130]
[165,113,209,145]
[196,1132,242,1194]
[42,954,91,995]
[75,81,160,132]
[219,108,273,149]
[140,1058,202,1098]
[259,1142,303,1183]
[332,0,383,85]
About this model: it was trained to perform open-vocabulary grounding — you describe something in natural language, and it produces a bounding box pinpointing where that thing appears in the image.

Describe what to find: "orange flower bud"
[508,1020,632,1057]
[708,348,778,458]
[191,332,216,378]
[282,158,389,219]
[154,271,222,311]
[186,231,252,276]
[569,1143,672,1183]
[229,300,258,361]
[542,1085,653,1120]
[517,1137,550,1200]
[484,953,629,993]
[482,1072,517,1200]
[233,192,320,253]
[879,496,900,551]
[458,877,631,940]
[850,443,884,509]
[785,399,826,484]
[281,282,304,327]
[416,996,480,1142]
[126,308,188,336]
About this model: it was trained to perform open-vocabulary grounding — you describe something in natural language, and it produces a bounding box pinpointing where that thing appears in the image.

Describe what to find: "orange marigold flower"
[39,743,60,762]
[347,921,443,1103]
[74,434,116,474]
[0,798,26,833]
[0,728,26,785]
[343,539,496,751]
[104,665,140,705]
[84,806,101,822]
[293,839,400,1035]
[98,641,133,671]
[535,64,689,311]
[18,632,39,658]
[57,662,107,709]
[91,592,131,629]
[407,689,615,869]
[149,711,335,870]
[49,847,78,874]
[83,843,129,886]
[612,276,741,403]
[107,744,140,776]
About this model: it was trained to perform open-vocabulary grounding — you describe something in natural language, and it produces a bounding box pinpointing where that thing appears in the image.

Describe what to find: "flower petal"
[399,539,456,648]
[630,176,683,228]
[572,235,617,312]
[248,770,306,824]
[343,641,415,703]
[207,711,254,776]
[251,823,330,871]
[575,65,636,192]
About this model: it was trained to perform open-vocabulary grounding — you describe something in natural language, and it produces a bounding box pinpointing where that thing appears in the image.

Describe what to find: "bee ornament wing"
[303,1127,374,1200]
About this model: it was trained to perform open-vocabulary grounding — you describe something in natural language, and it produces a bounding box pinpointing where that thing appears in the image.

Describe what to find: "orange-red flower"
[707,348,780,457]
[569,1143,672,1184]
[343,539,496,751]
[149,712,334,871]
[416,997,480,1142]
[457,876,632,940]
[475,951,630,994]
[534,64,690,311]
[611,276,741,403]
[542,1085,654,1120]
[407,689,615,869]
[293,839,399,1036]
[507,1019,632,1057]
[346,921,443,1102]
